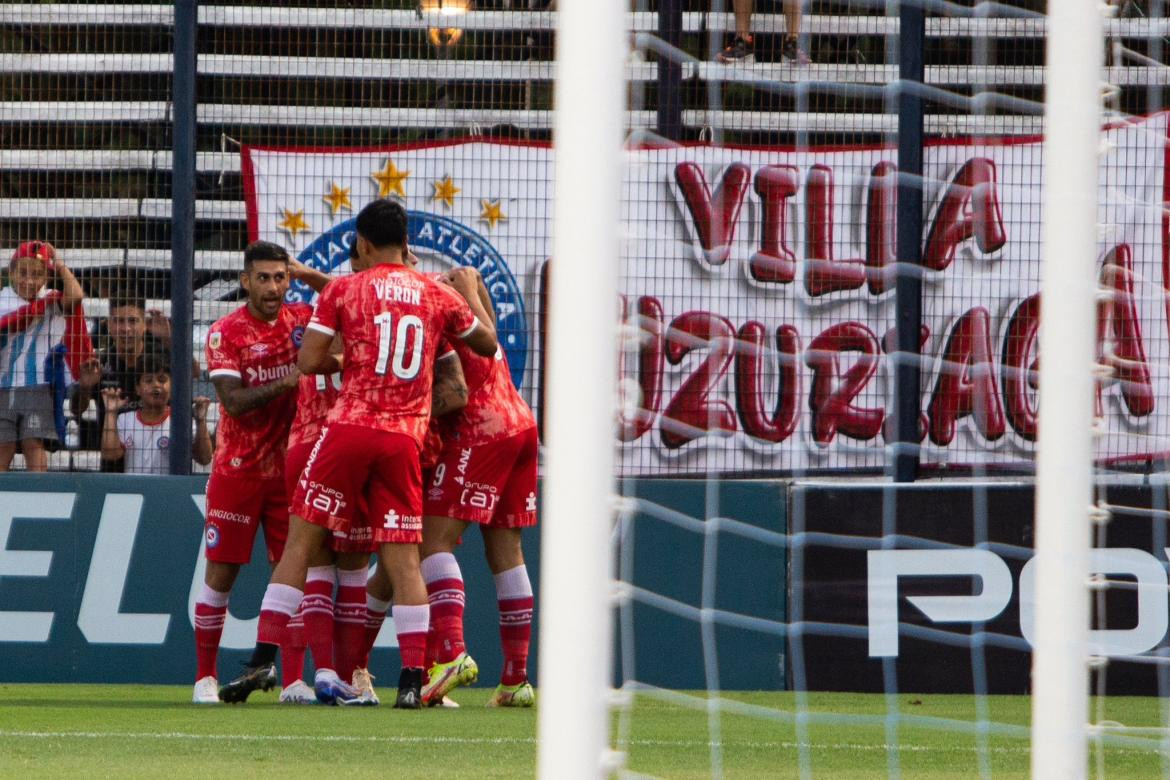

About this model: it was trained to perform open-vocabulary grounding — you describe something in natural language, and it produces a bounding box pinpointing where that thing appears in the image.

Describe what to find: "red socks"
[333,567,368,681]
[495,565,534,686]
[302,566,336,674]
[257,582,303,647]
[421,553,466,664]
[194,584,228,680]
[281,605,306,688]
[393,604,429,670]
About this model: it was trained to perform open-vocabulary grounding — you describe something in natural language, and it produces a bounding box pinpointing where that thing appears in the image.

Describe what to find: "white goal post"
[538,0,626,777]
[1031,2,1103,778]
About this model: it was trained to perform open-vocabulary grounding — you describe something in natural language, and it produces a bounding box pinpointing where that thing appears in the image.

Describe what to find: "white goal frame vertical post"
[1031,3,1102,778]
[538,0,625,777]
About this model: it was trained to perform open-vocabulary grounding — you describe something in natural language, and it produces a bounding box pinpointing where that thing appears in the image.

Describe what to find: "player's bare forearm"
[289,260,332,292]
[297,328,336,374]
[475,276,497,329]
[100,416,123,462]
[192,420,213,465]
[212,373,297,418]
[432,354,468,416]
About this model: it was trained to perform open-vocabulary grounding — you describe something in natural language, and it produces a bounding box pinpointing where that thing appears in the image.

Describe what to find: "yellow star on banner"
[479,199,507,230]
[431,176,461,209]
[277,208,310,241]
[322,182,352,216]
[371,159,410,199]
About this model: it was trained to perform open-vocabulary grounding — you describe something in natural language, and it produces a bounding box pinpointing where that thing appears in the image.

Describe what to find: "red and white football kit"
[424,339,538,528]
[285,371,377,554]
[204,303,311,564]
[292,264,478,545]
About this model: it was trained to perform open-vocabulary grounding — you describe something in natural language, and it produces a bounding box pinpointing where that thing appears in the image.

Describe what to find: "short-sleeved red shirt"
[307,263,477,446]
[205,303,312,478]
[442,341,536,446]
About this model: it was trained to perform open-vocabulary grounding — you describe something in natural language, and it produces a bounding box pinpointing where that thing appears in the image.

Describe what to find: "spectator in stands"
[0,241,86,472]
[71,292,173,453]
[716,0,810,65]
[100,357,213,475]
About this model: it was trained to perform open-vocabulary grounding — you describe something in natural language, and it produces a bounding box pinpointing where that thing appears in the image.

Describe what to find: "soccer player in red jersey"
[279,257,469,706]
[192,240,328,705]
[219,199,497,708]
[414,268,539,707]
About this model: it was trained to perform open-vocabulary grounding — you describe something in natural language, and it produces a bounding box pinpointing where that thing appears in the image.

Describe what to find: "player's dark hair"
[355,198,408,250]
[244,240,290,268]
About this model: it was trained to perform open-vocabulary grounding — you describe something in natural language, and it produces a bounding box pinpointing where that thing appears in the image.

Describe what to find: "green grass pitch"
[0,686,1166,778]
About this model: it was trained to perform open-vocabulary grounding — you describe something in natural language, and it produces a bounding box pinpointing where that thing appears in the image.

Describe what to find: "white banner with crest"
[243,114,1169,475]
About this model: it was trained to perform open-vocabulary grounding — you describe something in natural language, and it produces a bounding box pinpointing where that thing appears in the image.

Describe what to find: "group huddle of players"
[191,198,538,709]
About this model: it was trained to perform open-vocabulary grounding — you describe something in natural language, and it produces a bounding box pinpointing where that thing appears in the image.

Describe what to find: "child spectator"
[0,241,87,472]
[100,358,213,474]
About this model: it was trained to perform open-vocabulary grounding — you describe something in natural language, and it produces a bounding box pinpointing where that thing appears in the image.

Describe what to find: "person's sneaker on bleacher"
[192,676,220,704]
[716,34,754,64]
[217,662,276,703]
[782,35,811,65]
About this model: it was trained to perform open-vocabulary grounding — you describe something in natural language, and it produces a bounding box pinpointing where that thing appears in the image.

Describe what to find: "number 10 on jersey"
[373,311,424,380]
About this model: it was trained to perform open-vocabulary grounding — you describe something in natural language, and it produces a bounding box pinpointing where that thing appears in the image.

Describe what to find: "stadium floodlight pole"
[1031,2,1102,778]
[538,0,625,776]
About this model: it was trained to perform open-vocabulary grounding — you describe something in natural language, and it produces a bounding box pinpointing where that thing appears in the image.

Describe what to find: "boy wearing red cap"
[0,242,85,471]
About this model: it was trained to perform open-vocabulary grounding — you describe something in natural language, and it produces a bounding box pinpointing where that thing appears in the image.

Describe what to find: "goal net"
[543,0,1170,777]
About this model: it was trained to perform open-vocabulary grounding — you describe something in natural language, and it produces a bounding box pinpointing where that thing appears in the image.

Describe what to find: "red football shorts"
[204,472,289,564]
[286,438,376,554]
[292,423,423,545]
[423,426,538,527]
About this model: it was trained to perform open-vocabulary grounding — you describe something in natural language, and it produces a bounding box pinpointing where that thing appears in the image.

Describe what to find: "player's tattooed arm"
[211,371,299,418]
[288,259,332,293]
[432,352,468,416]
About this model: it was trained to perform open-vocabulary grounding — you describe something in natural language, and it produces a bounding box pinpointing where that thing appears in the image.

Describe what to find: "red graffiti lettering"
[805,165,867,297]
[675,162,751,266]
[927,307,1006,445]
[806,322,884,444]
[749,165,799,283]
[735,322,801,443]
[922,158,1007,271]
[1097,244,1154,417]
[661,311,738,448]
[618,296,666,441]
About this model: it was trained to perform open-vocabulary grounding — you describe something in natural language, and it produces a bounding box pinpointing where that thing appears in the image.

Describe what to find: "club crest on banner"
[286,213,528,388]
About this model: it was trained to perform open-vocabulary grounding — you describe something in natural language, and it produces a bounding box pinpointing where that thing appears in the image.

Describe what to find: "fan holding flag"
[0,241,92,471]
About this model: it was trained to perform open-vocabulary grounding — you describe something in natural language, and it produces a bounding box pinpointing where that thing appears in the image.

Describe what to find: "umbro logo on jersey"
[249,343,269,354]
